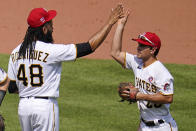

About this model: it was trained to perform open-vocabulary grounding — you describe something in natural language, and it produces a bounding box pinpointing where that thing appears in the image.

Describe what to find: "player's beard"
[42,30,54,43]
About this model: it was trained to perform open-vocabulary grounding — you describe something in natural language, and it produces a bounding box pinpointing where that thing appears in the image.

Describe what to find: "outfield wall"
[0,0,195,64]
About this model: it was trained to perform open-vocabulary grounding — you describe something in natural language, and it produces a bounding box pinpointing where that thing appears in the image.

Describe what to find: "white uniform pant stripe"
[169,122,172,131]
[53,103,55,131]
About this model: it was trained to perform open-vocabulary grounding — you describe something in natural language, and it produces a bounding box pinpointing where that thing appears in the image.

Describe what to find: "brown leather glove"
[118,82,139,103]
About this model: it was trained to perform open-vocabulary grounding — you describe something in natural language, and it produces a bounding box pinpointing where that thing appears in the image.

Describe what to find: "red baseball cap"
[132,32,161,49]
[27,8,57,28]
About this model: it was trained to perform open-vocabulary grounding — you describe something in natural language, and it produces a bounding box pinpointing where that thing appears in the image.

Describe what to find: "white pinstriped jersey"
[8,41,76,97]
[125,52,174,121]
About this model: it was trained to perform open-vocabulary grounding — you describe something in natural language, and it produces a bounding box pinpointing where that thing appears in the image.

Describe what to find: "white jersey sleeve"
[151,61,174,95]
[156,72,174,95]
[0,67,7,84]
[159,78,174,95]
[43,42,77,64]
[125,52,143,73]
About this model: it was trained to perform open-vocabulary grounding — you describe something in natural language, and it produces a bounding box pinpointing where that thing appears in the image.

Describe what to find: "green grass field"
[0,54,196,131]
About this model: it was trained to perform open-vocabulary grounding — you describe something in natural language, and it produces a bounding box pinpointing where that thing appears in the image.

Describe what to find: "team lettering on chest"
[11,50,49,63]
[135,77,158,93]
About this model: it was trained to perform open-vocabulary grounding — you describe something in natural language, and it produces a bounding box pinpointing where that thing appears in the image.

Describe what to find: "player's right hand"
[108,4,124,25]
[117,9,130,26]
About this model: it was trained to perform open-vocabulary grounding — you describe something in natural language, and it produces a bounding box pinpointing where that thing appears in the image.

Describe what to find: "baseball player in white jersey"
[8,5,124,131]
[0,68,10,106]
[111,10,178,131]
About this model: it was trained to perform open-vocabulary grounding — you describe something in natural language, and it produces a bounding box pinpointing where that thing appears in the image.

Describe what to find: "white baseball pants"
[18,97,59,131]
[139,118,178,131]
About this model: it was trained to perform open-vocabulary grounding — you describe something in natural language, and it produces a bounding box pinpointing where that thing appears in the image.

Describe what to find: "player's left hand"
[118,82,139,103]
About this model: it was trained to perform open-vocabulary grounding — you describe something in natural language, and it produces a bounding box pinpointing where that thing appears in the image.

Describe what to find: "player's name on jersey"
[11,50,49,63]
[135,77,158,93]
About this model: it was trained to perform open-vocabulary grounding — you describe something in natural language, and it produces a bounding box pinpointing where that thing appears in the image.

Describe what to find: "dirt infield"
[0,0,195,64]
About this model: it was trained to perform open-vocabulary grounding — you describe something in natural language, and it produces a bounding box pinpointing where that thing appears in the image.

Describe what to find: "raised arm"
[88,4,123,51]
[111,10,130,66]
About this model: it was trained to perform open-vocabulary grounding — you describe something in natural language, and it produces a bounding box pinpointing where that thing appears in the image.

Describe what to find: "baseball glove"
[0,114,5,131]
[118,82,139,103]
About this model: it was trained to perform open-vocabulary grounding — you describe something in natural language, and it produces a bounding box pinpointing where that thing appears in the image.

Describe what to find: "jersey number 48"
[17,64,43,87]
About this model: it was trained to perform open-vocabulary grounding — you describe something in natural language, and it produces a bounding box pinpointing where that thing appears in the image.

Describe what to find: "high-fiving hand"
[117,9,130,26]
[108,4,124,25]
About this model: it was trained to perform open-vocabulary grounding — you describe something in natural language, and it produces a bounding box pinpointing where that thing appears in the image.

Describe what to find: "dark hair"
[138,43,160,57]
[154,48,160,57]
[149,46,159,57]
[19,21,53,59]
